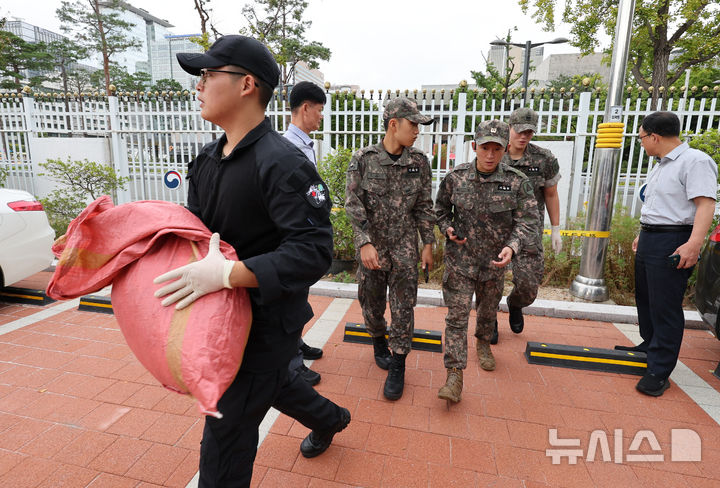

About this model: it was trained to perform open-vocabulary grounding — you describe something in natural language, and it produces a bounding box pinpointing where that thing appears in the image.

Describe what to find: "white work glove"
[154,233,234,310]
[551,225,562,254]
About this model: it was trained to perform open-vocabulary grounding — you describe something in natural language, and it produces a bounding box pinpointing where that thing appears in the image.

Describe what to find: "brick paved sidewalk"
[1,272,720,487]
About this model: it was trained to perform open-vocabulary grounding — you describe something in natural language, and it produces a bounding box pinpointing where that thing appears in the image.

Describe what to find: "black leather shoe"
[636,373,670,397]
[372,336,392,370]
[614,343,648,353]
[508,306,524,333]
[296,364,321,386]
[383,353,406,400]
[300,407,351,458]
[490,321,498,345]
[300,342,323,360]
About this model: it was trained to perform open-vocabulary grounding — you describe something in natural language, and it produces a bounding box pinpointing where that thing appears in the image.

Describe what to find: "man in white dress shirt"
[284,81,328,385]
[285,81,326,166]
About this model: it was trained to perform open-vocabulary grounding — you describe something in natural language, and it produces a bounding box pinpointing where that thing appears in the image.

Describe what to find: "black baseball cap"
[176,35,280,89]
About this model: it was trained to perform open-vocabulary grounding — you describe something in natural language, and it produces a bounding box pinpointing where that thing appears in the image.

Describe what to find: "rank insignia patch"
[527,166,540,173]
[497,184,512,191]
[407,167,420,174]
[305,182,328,208]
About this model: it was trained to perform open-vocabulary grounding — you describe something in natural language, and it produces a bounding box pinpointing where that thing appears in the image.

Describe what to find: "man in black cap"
[154,35,350,487]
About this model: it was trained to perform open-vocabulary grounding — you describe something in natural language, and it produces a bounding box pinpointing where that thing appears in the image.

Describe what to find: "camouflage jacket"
[435,161,540,279]
[502,142,561,228]
[345,142,436,268]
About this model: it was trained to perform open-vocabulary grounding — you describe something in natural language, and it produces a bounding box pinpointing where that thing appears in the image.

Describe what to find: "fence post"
[569,91,591,220]
[21,93,38,195]
[107,95,131,204]
[320,92,333,163]
[453,92,468,167]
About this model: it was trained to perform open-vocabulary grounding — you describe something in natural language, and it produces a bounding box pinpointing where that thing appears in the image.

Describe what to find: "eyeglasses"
[199,68,259,87]
[638,133,653,141]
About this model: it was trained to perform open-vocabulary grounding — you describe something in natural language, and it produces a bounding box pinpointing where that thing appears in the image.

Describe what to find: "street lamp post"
[490,37,569,101]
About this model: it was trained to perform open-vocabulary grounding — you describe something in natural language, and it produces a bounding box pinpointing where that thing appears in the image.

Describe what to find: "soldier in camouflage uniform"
[501,108,562,340]
[345,97,436,401]
[435,120,539,404]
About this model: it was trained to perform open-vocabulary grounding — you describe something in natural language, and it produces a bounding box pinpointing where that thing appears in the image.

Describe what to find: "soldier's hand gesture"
[360,243,381,270]
[491,246,513,268]
[446,227,467,245]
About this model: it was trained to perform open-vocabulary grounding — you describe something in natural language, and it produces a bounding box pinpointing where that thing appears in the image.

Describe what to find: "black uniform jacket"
[186,118,333,372]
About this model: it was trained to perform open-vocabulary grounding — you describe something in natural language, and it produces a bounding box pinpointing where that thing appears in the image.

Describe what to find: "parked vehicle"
[695,223,720,339]
[0,189,55,288]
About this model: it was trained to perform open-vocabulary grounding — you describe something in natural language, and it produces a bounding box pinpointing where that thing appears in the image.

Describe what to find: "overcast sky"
[4,0,590,90]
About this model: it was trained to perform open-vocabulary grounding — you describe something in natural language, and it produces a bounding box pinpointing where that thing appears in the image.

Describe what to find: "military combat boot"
[437,368,463,404]
[383,352,406,400]
[372,335,392,370]
[508,305,524,333]
[490,320,499,345]
[476,340,496,371]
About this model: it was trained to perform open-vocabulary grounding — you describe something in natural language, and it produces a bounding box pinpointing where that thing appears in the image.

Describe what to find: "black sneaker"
[300,407,351,458]
[636,373,670,397]
[508,306,524,333]
[296,364,321,386]
[490,321,498,345]
[300,342,323,360]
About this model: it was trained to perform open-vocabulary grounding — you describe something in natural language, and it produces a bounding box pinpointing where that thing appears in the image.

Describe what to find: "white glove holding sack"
[154,233,234,310]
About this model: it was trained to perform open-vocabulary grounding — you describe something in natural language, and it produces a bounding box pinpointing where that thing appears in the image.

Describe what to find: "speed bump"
[0,287,55,306]
[525,341,647,375]
[343,322,442,352]
[78,295,113,314]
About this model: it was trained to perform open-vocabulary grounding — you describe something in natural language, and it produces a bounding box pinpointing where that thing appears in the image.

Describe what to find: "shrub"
[39,158,129,236]
[329,208,355,260]
[317,147,352,207]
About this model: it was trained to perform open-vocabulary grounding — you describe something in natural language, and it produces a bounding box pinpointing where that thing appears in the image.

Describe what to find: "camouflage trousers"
[507,247,545,309]
[357,263,418,355]
[442,272,505,369]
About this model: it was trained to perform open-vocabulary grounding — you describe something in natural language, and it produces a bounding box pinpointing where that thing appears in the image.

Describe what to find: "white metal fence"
[1,89,718,223]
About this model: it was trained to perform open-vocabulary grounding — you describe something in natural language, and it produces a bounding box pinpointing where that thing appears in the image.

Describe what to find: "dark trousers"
[198,367,342,488]
[635,229,693,379]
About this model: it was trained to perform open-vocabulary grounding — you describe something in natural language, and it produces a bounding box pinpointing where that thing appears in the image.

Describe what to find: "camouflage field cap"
[508,107,538,133]
[383,97,435,125]
[474,119,509,147]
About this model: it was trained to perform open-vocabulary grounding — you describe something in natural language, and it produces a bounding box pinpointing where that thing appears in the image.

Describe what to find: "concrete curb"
[310,281,707,329]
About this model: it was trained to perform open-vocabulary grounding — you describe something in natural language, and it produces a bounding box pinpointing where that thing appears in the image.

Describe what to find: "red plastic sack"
[47,196,252,418]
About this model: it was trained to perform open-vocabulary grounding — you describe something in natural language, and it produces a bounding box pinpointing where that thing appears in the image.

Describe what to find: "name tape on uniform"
[543,229,610,238]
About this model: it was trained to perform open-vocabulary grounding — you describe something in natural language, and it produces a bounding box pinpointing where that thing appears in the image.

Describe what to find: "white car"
[0,188,55,287]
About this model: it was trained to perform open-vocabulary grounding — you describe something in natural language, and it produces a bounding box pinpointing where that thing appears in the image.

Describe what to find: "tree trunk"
[651,47,670,111]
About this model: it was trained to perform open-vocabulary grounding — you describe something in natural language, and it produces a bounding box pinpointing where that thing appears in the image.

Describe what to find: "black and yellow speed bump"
[343,322,442,352]
[78,295,113,314]
[0,287,55,306]
[525,342,647,375]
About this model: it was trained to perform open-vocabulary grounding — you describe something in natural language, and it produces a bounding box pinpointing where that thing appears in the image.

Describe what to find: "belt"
[640,223,693,233]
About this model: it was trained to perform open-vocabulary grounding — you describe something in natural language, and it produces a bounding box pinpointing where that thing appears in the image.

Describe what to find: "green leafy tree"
[151,78,184,93]
[679,66,720,91]
[47,39,88,96]
[67,67,95,94]
[547,72,607,93]
[90,65,151,93]
[0,30,54,91]
[519,0,720,109]
[470,28,523,100]
[241,0,331,87]
[191,0,220,50]
[39,157,129,235]
[57,0,142,95]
